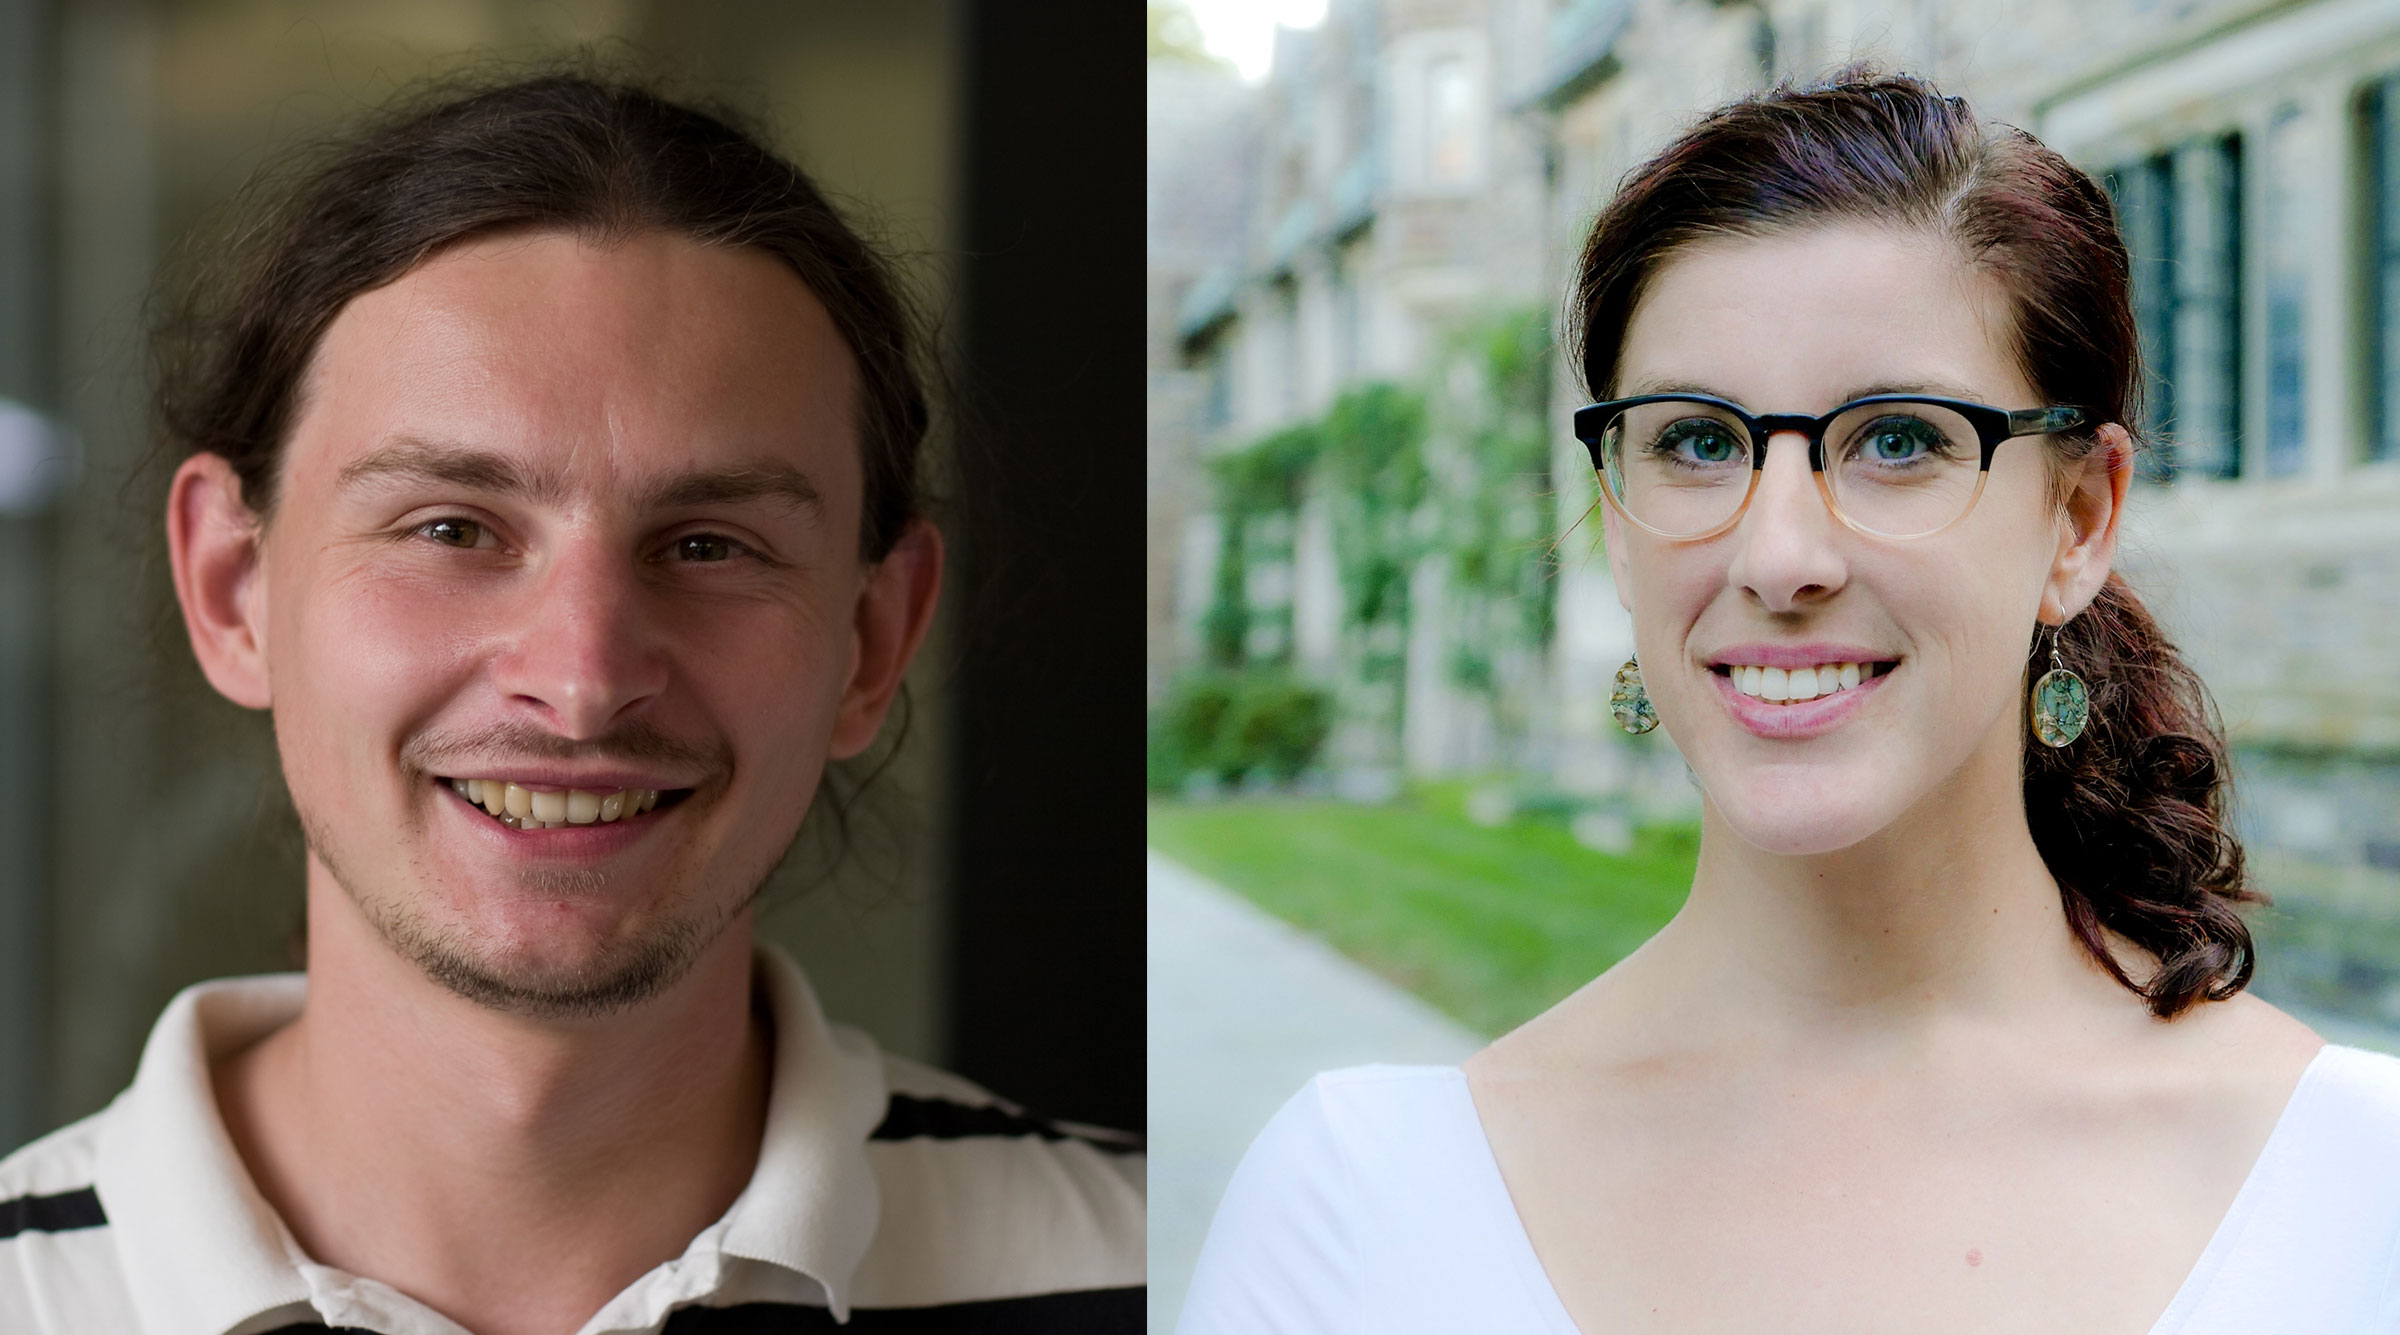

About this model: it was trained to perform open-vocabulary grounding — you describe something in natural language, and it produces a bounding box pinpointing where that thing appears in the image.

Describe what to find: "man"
[0,76,1143,1334]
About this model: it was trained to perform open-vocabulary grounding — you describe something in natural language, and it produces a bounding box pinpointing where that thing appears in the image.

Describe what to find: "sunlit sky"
[1183,0,1330,81]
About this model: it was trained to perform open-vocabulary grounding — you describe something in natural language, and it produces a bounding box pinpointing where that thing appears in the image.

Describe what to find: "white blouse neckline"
[1438,1042,2340,1335]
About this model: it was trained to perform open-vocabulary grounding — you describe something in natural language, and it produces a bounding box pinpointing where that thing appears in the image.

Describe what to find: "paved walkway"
[1147,849,1485,1332]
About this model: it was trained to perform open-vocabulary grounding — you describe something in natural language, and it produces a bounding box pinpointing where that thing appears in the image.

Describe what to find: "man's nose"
[1726,428,1847,612]
[489,540,670,738]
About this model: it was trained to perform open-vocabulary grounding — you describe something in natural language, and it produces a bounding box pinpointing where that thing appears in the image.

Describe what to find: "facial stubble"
[299,796,784,1023]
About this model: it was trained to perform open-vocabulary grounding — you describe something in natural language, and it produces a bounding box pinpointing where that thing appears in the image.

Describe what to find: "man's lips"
[439,774,694,832]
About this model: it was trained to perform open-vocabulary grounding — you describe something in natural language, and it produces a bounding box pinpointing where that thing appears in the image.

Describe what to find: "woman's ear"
[166,453,273,709]
[2041,423,2133,624]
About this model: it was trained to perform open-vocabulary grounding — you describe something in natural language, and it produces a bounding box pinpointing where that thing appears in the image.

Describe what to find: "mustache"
[398,718,730,781]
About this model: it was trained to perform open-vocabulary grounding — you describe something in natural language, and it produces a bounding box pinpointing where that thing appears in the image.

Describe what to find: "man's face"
[215,230,888,1015]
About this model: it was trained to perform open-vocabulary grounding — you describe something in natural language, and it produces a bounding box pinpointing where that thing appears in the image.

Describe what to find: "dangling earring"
[2028,624,2090,748]
[1613,656,1658,735]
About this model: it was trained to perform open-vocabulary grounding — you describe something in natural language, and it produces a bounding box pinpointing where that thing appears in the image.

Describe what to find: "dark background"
[954,6,1147,1132]
[0,0,1145,1151]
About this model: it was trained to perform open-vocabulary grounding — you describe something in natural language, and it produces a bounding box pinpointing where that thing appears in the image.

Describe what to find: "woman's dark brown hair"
[1570,70,2258,1018]
[158,72,926,561]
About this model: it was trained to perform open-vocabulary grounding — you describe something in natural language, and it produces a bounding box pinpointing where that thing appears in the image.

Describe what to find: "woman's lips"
[1710,662,1892,739]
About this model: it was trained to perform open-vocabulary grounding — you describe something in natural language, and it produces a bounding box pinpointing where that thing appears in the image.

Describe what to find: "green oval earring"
[2028,624,2090,748]
[1613,655,1658,735]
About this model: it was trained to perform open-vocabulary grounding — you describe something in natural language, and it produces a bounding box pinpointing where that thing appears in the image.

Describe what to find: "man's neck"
[211,866,772,1335]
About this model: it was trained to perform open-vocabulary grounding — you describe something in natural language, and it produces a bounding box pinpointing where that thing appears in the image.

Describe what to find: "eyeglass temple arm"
[2006,406,2088,437]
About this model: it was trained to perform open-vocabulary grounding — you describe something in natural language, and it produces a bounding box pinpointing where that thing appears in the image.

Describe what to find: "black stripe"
[661,1290,1144,1333]
[0,1187,107,1240]
[261,1290,1143,1335]
[869,1095,1142,1155]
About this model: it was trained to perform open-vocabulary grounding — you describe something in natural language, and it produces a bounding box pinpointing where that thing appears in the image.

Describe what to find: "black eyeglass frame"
[1571,393,2092,541]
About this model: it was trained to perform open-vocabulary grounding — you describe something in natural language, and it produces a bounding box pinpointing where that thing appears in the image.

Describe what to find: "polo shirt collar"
[92,945,886,1335]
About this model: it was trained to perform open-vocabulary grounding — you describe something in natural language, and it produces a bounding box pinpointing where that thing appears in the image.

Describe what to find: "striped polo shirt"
[0,946,1143,1333]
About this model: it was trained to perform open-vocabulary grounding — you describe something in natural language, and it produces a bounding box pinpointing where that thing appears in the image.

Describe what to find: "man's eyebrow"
[336,438,566,505]
[638,464,824,517]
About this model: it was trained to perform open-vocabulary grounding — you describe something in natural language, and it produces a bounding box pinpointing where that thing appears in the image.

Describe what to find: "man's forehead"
[285,229,861,510]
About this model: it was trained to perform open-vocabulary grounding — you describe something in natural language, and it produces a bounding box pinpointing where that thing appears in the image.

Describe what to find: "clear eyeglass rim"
[1570,391,2093,542]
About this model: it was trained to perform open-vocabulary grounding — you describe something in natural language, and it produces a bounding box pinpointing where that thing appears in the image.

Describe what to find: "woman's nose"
[1726,429,1847,612]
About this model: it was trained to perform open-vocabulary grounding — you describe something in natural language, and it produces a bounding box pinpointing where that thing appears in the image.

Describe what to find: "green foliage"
[1211,422,1321,514]
[1438,306,1558,657]
[1149,671,1335,791]
[1221,677,1333,782]
[1316,383,1428,628]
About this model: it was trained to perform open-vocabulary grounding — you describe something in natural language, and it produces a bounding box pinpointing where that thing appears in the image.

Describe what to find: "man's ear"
[2042,423,2133,624]
[166,453,272,710]
[829,517,945,760]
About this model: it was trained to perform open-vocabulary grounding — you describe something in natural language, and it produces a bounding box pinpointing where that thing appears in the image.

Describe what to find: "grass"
[1148,785,1698,1037]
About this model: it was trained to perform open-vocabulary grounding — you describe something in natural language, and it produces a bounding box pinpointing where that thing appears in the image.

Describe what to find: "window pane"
[2171,134,2242,479]
[2263,104,2311,477]
[2370,79,2400,462]
[2109,155,2177,478]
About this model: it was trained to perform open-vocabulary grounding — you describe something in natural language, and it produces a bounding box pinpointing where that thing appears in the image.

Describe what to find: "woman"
[1179,74,2400,1333]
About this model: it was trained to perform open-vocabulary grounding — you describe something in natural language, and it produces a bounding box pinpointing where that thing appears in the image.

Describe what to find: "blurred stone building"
[1150,0,2400,1027]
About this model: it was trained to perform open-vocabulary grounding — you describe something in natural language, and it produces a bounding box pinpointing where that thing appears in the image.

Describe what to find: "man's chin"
[412,927,709,1020]
[360,893,725,1021]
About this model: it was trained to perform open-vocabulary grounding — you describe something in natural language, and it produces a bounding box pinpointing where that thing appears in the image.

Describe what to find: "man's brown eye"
[677,534,737,562]
[425,518,484,548]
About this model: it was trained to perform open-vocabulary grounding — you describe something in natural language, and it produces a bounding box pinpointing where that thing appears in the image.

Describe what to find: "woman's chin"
[1704,779,1900,857]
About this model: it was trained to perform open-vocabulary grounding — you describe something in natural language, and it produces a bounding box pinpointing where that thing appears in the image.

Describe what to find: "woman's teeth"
[447,778,661,830]
[1727,661,1882,703]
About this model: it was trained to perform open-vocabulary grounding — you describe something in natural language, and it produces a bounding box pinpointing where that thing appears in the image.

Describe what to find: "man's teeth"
[1728,661,1880,703]
[446,778,662,830]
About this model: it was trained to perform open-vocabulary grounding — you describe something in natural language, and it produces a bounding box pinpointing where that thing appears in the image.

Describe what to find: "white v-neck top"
[1178,1046,2400,1334]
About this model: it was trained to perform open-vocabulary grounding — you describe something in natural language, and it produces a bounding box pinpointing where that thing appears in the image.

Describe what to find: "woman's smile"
[1706,655,1898,739]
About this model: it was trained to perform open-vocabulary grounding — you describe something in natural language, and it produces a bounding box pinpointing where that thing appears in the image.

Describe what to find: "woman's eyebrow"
[1614,377,1991,405]
[1839,379,1985,402]
[1619,376,1735,399]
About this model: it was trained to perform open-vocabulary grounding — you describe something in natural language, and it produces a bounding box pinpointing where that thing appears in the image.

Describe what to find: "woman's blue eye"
[676,534,739,562]
[1859,416,1947,463]
[1656,421,1744,464]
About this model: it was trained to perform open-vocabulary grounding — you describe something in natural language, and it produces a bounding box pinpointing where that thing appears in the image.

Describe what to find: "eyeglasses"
[1572,393,2090,541]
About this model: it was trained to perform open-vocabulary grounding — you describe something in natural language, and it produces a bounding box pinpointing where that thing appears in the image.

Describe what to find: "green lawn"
[1148,788,1698,1037]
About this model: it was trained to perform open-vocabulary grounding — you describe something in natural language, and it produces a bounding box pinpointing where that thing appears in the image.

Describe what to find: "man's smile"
[442,776,689,830]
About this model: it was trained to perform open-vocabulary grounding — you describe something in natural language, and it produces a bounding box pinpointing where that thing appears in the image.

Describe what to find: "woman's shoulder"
[1179,1066,1515,1334]
[1242,1064,1480,1180]
[2292,1042,2400,1132]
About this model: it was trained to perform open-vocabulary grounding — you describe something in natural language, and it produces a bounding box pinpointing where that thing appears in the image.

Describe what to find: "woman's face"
[1600,223,2124,856]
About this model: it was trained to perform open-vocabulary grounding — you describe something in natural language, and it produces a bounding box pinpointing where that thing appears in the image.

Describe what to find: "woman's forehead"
[1619,224,2028,410]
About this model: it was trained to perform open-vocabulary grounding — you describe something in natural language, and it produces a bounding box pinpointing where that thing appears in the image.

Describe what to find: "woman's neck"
[1630,734,2138,1048]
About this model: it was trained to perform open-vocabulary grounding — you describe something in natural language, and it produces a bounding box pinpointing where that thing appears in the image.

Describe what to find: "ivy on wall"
[1182,303,1561,774]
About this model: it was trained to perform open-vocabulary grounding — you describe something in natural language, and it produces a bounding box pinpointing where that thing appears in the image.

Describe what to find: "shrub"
[1149,672,1332,791]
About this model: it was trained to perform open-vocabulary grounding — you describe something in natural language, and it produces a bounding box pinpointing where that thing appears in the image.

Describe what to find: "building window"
[2108,135,2243,481]
[1425,56,1475,187]
[2109,155,2176,474]
[1203,341,1233,431]
[2263,104,2311,477]
[2172,135,2243,479]
[2366,76,2400,463]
